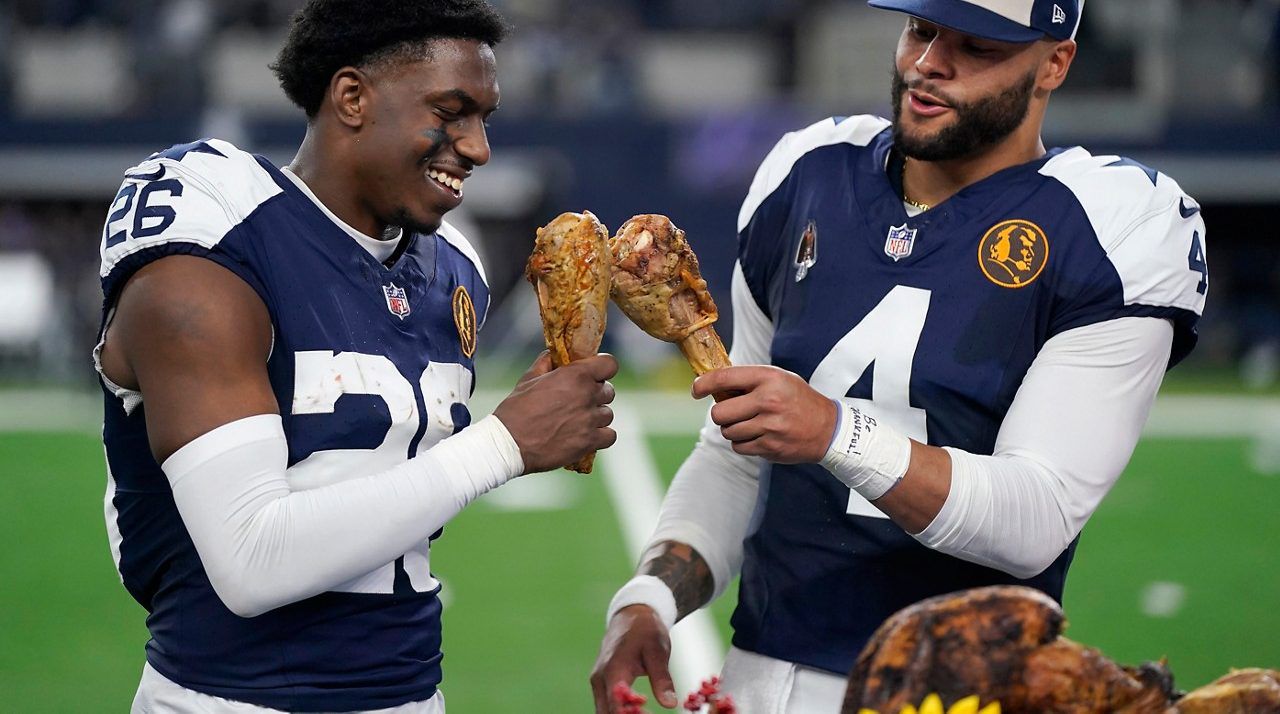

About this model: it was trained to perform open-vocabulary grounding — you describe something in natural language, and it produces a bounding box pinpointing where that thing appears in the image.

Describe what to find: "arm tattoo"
[640,541,714,620]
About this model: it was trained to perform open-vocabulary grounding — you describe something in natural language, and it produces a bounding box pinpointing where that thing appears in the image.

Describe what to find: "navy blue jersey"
[728,116,1206,674]
[95,139,490,710]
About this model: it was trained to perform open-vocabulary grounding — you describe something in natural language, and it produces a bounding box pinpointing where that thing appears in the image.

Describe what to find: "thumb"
[641,643,678,709]
[520,351,554,382]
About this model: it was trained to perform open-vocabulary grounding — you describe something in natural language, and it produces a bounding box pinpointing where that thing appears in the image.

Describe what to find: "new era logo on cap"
[868,0,1084,43]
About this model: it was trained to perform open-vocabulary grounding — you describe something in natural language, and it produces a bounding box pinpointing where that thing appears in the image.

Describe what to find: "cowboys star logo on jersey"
[884,224,917,262]
[383,282,411,319]
[794,219,819,282]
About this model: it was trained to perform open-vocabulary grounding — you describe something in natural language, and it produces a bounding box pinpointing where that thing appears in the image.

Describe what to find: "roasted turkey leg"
[608,214,730,377]
[526,211,611,473]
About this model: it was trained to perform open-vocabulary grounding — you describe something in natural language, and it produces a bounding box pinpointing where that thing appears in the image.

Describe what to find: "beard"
[891,66,1036,162]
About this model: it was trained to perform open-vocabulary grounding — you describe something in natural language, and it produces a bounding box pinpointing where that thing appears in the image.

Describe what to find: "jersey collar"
[279,166,403,264]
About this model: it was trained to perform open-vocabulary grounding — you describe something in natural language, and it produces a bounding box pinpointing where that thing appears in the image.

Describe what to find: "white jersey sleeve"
[98,139,281,302]
[1041,148,1207,364]
[737,115,890,233]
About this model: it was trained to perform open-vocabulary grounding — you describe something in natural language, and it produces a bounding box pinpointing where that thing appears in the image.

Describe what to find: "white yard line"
[480,470,582,511]
[1141,394,1280,438]
[0,389,102,434]
[596,398,726,697]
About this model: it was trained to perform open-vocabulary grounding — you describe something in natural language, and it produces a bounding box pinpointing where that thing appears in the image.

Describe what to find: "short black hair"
[271,0,509,118]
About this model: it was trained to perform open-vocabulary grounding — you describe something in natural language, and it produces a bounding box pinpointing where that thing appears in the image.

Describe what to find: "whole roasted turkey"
[608,214,731,377]
[842,586,1280,714]
[526,211,611,473]
[842,586,1175,714]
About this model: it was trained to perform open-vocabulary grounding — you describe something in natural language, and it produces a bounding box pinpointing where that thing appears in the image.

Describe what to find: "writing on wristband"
[826,398,878,459]
[605,574,678,630]
[820,399,912,500]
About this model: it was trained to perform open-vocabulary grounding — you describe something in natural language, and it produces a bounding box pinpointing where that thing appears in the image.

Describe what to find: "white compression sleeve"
[162,413,523,617]
[914,317,1174,578]
[643,262,770,602]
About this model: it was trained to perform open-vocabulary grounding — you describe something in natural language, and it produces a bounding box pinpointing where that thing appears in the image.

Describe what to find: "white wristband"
[820,399,912,500]
[605,575,678,630]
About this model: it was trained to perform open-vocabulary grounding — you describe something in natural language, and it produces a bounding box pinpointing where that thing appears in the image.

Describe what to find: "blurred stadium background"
[0,0,1278,710]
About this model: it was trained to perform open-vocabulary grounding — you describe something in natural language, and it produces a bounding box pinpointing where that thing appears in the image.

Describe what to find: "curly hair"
[271,0,509,118]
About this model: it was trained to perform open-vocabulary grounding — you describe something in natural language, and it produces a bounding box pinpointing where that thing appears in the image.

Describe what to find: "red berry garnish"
[612,682,648,707]
[712,694,736,714]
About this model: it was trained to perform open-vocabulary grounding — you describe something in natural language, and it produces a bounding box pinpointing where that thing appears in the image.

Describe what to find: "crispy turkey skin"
[843,585,1177,714]
[608,214,730,376]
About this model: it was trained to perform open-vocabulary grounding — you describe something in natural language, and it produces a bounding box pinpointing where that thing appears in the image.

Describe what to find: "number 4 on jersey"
[1187,231,1208,296]
[809,286,930,518]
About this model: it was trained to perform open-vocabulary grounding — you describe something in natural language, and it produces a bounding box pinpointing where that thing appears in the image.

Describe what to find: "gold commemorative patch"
[452,285,477,358]
[978,219,1049,288]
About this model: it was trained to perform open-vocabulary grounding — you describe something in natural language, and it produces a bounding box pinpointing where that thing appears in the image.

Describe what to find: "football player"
[94,1,617,711]
[591,0,1208,711]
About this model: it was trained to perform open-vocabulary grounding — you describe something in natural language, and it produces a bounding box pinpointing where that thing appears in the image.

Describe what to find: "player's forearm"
[646,422,760,599]
[605,260,767,625]
[823,410,1079,577]
[606,421,760,626]
[164,413,522,617]
[637,541,715,620]
[870,440,952,532]
[827,317,1173,578]
[604,540,714,630]
[818,407,954,530]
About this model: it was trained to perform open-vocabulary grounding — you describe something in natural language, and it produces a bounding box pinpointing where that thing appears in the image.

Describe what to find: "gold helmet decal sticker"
[452,285,478,358]
[979,219,1049,288]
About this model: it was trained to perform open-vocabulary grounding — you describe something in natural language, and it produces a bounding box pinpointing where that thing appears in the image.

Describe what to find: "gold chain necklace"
[901,159,931,212]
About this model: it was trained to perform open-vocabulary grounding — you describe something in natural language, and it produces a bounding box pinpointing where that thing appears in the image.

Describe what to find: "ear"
[328,67,370,129]
[1038,39,1077,92]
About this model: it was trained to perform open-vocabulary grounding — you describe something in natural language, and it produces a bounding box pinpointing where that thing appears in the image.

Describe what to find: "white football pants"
[719,646,848,714]
[131,662,445,714]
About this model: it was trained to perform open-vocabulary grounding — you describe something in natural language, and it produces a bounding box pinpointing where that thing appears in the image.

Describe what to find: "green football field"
[1,391,1277,712]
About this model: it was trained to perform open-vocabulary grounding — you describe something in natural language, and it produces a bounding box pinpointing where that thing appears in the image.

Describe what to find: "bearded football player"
[592,1,1208,711]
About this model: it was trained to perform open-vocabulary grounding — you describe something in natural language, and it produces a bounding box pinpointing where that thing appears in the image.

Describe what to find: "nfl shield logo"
[383,283,411,319]
[884,224,917,262]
